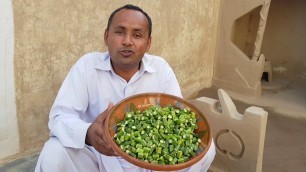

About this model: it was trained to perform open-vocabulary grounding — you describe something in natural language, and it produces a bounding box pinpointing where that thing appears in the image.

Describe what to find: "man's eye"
[115,31,124,35]
[134,34,142,38]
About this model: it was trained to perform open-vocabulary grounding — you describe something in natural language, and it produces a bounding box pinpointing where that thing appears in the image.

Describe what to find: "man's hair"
[106,4,152,38]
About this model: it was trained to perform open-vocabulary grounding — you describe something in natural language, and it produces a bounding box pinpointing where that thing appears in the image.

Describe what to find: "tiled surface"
[0,153,39,172]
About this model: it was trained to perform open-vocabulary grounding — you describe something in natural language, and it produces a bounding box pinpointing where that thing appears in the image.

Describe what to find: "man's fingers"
[95,137,116,156]
[100,148,115,156]
[90,102,116,156]
[92,122,116,156]
[95,143,114,156]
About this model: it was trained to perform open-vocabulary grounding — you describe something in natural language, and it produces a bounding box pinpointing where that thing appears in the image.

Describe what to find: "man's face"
[104,9,151,72]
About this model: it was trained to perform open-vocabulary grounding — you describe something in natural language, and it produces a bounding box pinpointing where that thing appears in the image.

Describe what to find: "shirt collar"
[94,53,156,74]
[140,54,156,73]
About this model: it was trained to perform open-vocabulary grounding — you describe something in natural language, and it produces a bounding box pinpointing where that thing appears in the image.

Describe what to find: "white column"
[0,0,19,159]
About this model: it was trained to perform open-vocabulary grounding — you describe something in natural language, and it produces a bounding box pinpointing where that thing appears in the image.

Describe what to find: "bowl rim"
[105,92,212,171]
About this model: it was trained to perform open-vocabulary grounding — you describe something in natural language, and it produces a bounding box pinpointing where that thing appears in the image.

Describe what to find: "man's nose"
[122,35,132,46]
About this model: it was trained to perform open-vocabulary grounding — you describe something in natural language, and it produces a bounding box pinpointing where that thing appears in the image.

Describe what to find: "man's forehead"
[110,9,149,29]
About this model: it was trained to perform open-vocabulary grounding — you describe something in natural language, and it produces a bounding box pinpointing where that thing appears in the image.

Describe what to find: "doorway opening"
[261,0,306,91]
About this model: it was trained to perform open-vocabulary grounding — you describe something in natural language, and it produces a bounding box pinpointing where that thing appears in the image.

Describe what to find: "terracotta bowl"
[105,93,212,171]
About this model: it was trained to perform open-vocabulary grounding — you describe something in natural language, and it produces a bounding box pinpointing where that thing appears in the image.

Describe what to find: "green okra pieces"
[114,105,204,165]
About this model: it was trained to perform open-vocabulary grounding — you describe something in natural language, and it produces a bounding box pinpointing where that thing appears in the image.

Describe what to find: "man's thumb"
[107,102,114,111]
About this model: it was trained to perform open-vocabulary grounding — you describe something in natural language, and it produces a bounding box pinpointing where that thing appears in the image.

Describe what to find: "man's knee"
[36,138,68,171]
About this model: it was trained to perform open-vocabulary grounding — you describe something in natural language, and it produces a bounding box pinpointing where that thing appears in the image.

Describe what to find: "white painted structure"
[0,0,19,159]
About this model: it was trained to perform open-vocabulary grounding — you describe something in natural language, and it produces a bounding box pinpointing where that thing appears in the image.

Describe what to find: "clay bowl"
[105,93,212,171]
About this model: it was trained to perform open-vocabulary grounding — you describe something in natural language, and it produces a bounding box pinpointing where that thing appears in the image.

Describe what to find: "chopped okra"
[114,105,205,165]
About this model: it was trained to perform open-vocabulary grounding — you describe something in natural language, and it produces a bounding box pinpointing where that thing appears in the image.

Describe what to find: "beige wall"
[0,0,220,163]
[262,0,306,85]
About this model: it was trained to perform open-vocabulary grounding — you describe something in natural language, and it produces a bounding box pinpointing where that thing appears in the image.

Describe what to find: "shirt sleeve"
[48,59,91,148]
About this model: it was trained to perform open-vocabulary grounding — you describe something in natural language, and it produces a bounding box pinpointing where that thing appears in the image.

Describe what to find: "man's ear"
[104,29,109,46]
[146,37,152,52]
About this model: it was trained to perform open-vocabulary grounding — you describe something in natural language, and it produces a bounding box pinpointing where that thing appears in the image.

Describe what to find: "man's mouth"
[120,50,134,57]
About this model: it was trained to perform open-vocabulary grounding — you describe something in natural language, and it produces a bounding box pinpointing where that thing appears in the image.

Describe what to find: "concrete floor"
[0,153,39,172]
[1,84,305,172]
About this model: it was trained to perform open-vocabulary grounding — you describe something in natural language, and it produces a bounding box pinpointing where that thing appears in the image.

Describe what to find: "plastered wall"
[0,0,220,163]
[262,0,306,85]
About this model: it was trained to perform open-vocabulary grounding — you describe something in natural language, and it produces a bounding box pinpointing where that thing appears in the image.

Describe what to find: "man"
[35,4,215,172]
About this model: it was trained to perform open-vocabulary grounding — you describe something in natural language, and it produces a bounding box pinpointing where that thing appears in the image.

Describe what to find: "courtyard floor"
[1,83,305,172]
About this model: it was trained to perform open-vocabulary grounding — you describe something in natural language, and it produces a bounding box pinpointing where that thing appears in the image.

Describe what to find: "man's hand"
[85,102,117,156]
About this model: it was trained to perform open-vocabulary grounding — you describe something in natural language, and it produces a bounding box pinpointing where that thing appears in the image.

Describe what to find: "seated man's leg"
[35,137,101,172]
[185,139,216,172]
[166,140,216,172]
[115,140,216,172]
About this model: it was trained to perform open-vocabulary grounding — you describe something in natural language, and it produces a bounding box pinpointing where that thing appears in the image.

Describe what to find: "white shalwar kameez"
[35,52,215,172]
